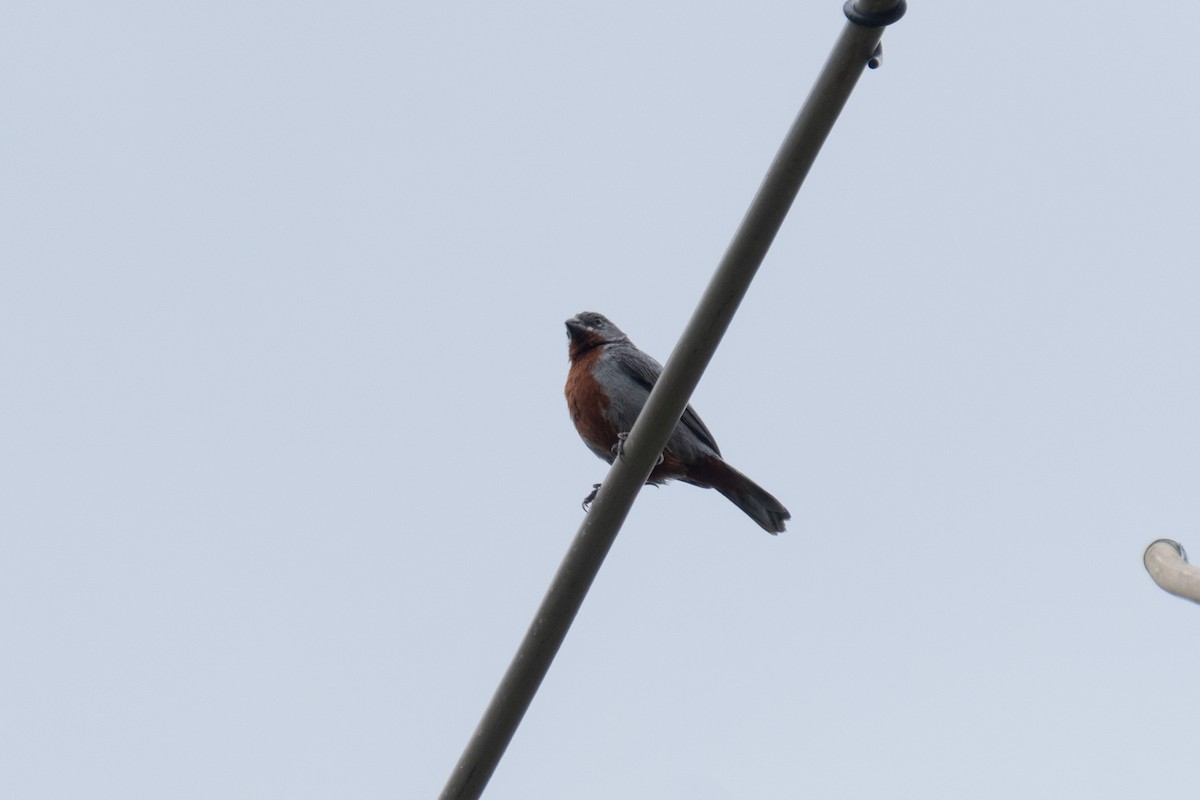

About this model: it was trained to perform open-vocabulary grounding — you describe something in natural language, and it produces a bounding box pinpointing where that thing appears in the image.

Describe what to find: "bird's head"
[565,312,629,359]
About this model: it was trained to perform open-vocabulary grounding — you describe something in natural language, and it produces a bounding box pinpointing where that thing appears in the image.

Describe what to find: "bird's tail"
[688,457,790,535]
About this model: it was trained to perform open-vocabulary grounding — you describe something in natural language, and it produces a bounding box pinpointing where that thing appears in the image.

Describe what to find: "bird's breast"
[565,347,618,453]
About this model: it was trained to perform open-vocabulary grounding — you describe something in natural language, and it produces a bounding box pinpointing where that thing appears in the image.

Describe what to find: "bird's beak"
[565,317,587,338]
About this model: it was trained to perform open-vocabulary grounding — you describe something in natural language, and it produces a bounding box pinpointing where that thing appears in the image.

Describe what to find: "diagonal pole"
[1144,539,1200,604]
[439,3,905,797]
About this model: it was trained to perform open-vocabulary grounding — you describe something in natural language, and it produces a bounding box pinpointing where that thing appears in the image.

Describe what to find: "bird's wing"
[613,345,722,456]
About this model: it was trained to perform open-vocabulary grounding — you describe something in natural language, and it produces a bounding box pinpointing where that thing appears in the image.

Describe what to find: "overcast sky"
[4,1,1200,798]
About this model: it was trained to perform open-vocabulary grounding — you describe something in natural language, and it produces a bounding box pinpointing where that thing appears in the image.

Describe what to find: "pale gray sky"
[3,1,1199,798]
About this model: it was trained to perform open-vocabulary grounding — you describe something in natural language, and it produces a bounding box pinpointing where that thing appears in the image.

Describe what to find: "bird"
[564,311,790,534]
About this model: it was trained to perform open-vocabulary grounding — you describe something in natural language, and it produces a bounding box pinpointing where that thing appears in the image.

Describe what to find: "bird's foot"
[581,483,602,511]
[611,432,630,462]
[610,432,665,465]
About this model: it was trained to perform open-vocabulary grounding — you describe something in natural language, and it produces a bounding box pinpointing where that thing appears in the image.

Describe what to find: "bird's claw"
[611,432,630,462]
[582,483,601,511]
[611,432,664,465]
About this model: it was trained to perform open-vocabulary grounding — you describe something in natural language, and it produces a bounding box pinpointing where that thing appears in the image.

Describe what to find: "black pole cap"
[844,0,907,28]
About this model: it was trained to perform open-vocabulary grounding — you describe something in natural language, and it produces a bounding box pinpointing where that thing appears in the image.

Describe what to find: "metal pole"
[439,4,905,797]
[1144,539,1200,604]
